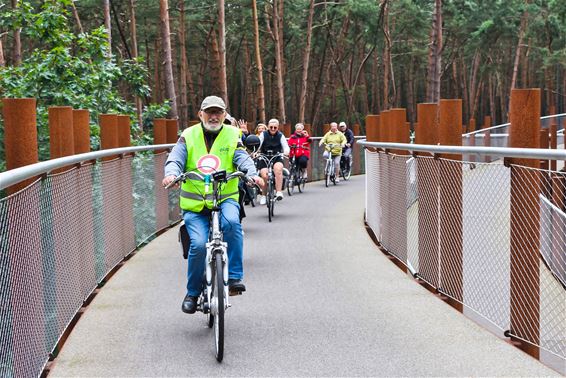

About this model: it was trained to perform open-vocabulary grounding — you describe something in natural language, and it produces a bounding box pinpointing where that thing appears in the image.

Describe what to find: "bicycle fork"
[205,212,231,313]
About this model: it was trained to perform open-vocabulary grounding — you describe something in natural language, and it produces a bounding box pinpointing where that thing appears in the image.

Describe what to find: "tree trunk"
[11,0,21,65]
[209,27,223,95]
[71,1,84,34]
[159,0,178,119]
[0,35,5,67]
[179,0,189,128]
[426,0,442,103]
[371,50,379,113]
[252,0,266,123]
[217,0,228,106]
[128,0,143,132]
[270,0,286,123]
[298,0,315,124]
[153,37,162,103]
[380,0,392,109]
[103,0,112,56]
[511,2,529,91]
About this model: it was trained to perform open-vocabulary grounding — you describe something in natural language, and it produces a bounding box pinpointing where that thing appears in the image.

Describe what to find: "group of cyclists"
[162,95,354,316]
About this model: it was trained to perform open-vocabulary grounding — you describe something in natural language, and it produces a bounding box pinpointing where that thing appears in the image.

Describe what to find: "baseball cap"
[200,96,226,111]
[339,122,347,127]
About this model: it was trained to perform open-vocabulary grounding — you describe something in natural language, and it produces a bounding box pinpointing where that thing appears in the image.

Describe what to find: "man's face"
[330,123,338,133]
[339,125,347,132]
[199,107,225,131]
[268,122,279,135]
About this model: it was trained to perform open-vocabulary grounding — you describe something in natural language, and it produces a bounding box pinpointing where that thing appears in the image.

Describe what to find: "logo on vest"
[197,154,221,174]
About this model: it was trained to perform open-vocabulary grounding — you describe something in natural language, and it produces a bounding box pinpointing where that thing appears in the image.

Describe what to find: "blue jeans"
[183,199,243,297]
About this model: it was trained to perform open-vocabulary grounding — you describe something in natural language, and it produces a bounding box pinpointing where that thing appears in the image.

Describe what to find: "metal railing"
[0,145,180,377]
[0,136,366,377]
[461,114,566,161]
[360,140,565,374]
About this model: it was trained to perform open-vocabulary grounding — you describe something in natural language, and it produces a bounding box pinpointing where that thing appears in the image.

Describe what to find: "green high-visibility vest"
[180,123,241,212]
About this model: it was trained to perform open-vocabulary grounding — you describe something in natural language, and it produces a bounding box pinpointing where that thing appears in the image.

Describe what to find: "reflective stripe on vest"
[179,124,241,212]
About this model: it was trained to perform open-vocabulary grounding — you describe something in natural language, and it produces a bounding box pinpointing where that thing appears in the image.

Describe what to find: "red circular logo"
[197,154,221,174]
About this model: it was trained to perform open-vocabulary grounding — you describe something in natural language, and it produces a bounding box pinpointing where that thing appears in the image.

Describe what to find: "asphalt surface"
[50,175,558,377]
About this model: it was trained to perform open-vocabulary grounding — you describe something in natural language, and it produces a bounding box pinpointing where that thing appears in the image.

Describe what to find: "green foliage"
[0,0,157,168]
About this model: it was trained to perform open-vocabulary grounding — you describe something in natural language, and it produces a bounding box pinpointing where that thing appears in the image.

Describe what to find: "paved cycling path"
[50,176,558,377]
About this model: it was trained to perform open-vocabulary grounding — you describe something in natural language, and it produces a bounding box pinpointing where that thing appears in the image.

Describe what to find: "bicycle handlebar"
[165,170,246,189]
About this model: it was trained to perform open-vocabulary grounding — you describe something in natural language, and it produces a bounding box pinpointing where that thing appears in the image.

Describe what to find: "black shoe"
[181,294,198,314]
[228,279,246,295]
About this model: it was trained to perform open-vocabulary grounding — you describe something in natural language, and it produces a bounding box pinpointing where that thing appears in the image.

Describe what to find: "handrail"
[358,140,566,161]
[0,144,175,191]
[462,113,566,137]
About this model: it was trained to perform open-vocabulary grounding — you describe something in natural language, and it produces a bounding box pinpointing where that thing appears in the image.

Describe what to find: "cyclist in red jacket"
[288,123,311,179]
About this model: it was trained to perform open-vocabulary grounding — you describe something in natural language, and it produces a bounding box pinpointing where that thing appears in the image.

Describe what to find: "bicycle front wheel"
[213,255,224,362]
[287,169,295,196]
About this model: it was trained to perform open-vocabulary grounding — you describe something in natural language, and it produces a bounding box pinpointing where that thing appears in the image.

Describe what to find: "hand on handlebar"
[247,175,264,187]
[162,175,178,188]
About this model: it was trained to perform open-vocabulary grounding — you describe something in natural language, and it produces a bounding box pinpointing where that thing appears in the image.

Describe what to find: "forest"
[0,0,565,166]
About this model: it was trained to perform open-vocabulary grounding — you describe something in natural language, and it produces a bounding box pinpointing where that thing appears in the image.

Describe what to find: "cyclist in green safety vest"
[162,96,263,314]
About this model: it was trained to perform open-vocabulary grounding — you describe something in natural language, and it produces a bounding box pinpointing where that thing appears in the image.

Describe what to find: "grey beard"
[203,122,222,133]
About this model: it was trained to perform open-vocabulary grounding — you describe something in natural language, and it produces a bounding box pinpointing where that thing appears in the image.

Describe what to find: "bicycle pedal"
[229,289,243,296]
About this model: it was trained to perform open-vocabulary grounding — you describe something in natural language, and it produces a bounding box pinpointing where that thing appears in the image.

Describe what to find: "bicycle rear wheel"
[342,157,352,180]
[213,255,224,362]
[298,171,304,193]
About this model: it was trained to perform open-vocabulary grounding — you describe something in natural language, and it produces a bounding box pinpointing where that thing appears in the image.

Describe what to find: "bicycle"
[340,148,353,181]
[166,168,249,362]
[256,152,287,222]
[323,143,340,187]
[287,145,308,196]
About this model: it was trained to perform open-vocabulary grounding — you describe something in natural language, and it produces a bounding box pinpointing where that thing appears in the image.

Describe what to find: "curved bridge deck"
[50,176,557,376]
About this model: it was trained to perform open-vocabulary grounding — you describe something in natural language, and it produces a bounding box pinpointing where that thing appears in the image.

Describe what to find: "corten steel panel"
[166,119,178,144]
[153,119,167,153]
[49,106,75,161]
[416,157,440,287]
[117,115,131,148]
[509,89,541,357]
[3,98,38,192]
[365,115,379,142]
[551,175,565,283]
[353,142,361,175]
[380,111,390,143]
[155,153,170,232]
[2,183,46,377]
[100,114,118,161]
[73,109,91,154]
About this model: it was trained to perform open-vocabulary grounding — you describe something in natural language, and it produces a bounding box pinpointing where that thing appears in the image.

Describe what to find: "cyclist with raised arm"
[288,123,311,179]
[162,96,263,314]
[319,122,347,182]
[257,118,290,204]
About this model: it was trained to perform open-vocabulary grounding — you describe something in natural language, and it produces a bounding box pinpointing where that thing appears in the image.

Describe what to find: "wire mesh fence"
[364,149,566,371]
[0,153,181,377]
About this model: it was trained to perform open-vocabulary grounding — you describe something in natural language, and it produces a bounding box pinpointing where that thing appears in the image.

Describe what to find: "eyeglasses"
[269,126,278,130]
[204,109,224,116]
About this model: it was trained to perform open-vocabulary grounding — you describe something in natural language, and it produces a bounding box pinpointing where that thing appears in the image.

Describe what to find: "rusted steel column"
[166,119,178,144]
[3,98,39,191]
[154,118,167,153]
[415,103,440,288]
[380,110,390,145]
[304,123,312,137]
[117,115,131,148]
[438,99,463,312]
[365,115,379,142]
[391,108,409,155]
[508,88,541,358]
[469,118,476,133]
[73,109,90,154]
[549,118,557,171]
[99,114,118,160]
[483,116,491,162]
[353,123,360,136]
[2,98,45,377]
[49,106,75,161]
